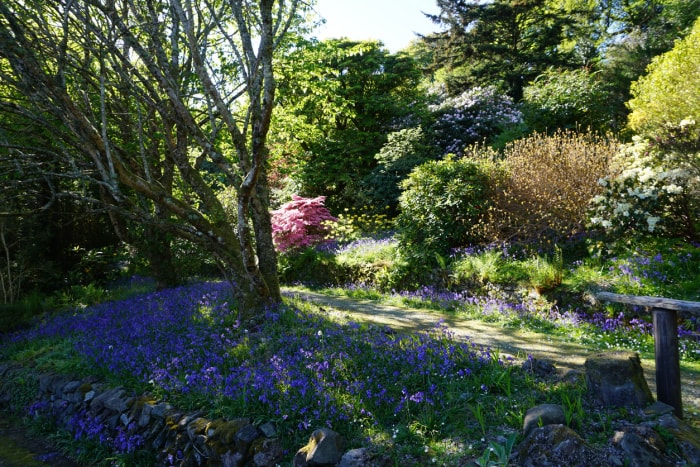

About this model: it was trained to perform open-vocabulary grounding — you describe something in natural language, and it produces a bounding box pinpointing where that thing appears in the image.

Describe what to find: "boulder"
[584,351,654,408]
[339,448,373,467]
[657,413,700,466]
[253,438,284,467]
[523,404,566,437]
[611,426,671,467]
[515,424,614,466]
[294,428,344,466]
[522,358,556,378]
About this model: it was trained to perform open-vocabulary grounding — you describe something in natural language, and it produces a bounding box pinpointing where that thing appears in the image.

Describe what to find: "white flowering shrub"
[589,119,700,238]
[429,86,523,154]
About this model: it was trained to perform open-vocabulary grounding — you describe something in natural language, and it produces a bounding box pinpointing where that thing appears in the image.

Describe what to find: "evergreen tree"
[424,0,580,100]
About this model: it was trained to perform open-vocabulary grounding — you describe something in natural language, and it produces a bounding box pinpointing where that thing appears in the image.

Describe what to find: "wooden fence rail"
[595,292,700,418]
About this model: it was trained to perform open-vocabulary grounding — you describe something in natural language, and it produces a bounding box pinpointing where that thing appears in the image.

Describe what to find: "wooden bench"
[595,292,700,418]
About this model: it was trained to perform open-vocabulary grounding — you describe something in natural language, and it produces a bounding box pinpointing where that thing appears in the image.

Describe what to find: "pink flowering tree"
[271,196,338,253]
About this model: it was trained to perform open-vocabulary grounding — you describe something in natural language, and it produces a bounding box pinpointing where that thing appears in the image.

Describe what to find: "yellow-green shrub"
[326,206,394,244]
[476,130,619,243]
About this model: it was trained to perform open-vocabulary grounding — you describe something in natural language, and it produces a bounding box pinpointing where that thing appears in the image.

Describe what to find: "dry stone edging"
[0,364,284,466]
[513,352,700,467]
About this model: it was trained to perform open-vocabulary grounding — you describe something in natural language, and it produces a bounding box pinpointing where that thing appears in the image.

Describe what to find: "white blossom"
[664,184,684,194]
[647,216,660,232]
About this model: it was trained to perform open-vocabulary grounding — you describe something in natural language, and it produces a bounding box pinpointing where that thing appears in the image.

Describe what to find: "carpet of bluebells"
[3,238,700,461]
[2,279,508,457]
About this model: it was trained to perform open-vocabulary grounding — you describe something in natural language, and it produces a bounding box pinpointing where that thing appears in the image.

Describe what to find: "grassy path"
[0,416,79,467]
[283,288,700,425]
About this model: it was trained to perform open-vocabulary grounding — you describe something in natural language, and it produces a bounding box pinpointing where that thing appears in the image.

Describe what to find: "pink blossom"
[271,195,338,252]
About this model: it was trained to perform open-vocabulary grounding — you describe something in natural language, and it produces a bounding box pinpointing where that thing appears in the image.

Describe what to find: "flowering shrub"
[325,205,394,244]
[476,130,618,243]
[362,127,437,213]
[429,86,523,154]
[271,195,338,253]
[589,119,700,238]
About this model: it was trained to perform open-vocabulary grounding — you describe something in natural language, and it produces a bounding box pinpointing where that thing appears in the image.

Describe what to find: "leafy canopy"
[424,0,579,100]
[270,38,425,211]
[627,16,700,134]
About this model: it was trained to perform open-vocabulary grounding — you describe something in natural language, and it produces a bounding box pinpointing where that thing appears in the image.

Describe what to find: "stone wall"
[0,365,283,466]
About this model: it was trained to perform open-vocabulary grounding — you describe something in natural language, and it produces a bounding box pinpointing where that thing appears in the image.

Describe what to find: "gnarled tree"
[0,0,304,319]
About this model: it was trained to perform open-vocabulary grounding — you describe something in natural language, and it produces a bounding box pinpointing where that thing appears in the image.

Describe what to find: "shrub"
[277,247,341,286]
[271,195,338,253]
[522,68,613,133]
[589,119,700,239]
[429,86,523,155]
[627,17,700,135]
[479,130,618,243]
[362,127,438,214]
[335,236,403,291]
[326,206,394,245]
[396,156,491,258]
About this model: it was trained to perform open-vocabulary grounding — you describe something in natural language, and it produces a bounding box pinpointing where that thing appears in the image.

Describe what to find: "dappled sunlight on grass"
[3,279,569,464]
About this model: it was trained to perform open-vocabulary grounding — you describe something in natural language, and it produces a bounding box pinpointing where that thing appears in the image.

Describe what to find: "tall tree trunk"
[0,0,302,319]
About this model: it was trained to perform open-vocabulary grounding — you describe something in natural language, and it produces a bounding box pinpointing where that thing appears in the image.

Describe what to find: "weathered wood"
[596,292,700,314]
[653,308,683,418]
[594,292,700,419]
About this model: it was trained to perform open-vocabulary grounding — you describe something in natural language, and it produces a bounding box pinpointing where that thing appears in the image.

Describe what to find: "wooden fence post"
[595,292,700,420]
[652,307,683,418]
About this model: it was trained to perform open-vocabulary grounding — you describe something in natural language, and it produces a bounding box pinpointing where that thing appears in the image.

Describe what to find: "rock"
[253,438,284,467]
[294,428,344,466]
[657,414,700,465]
[643,401,676,418]
[235,423,260,454]
[150,402,171,418]
[523,404,566,437]
[83,390,96,402]
[90,387,128,412]
[339,448,373,467]
[611,426,672,467]
[522,358,556,377]
[138,402,154,427]
[258,421,277,438]
[515,424,611,466]
[584,351,654,408]
[221,450,245,467]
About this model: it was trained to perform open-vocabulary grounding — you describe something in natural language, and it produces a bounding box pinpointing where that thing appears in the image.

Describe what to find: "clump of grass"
[524,245,564,293]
